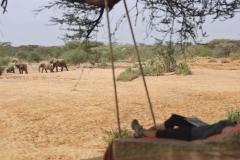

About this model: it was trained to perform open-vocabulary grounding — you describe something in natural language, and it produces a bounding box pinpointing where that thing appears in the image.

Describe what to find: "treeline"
[1,39,240,67]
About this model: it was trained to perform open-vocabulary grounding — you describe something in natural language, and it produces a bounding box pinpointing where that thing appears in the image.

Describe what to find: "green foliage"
[138,45,159,61]
[1,39,240,66]
[227,108,240,122]
[102,128,132,144]
[117,58,165,81]
[0,57,10,66]
[175,63,191,75]
[62,49,87,64]
[188,45,213,57]
[113,45,133,61]
[117,67,140,81]
[64,41,81,50]
[212,44,232,57]
[208,39,237,48]
[153,44,177,72]
[16,52,28,60]
[16,52,42,62]
[0,42,13,57]
[143,59,165,76]
[27,52,42,62]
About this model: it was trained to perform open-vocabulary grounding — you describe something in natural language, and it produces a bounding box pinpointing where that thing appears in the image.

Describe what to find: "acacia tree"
[1,0,239,40]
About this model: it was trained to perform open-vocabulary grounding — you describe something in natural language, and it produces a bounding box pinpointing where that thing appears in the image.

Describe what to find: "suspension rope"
[71,67,84,91]
[122,0,157,128]
[104,0,121,133]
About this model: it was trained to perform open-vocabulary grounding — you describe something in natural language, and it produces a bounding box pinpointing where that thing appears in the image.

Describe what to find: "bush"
[117,59,166,81]
[227,109,240,122]
[188,45,212,57]
[117,68,140,81]
[212,44,232,57]
[175,63,191,75]
[0,57,10,66]
[62,49,87,64]
[27,52,42,62]
[113,45,133,61]
[16,52,28,60]
[144,59,164,76]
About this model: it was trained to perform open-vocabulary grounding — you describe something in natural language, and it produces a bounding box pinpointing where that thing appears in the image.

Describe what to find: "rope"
[122,0,157,128]
[71,67,84,91]
[104,0,121,133]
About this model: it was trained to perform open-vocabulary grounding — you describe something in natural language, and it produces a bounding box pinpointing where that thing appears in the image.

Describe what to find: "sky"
[0,0,239,46]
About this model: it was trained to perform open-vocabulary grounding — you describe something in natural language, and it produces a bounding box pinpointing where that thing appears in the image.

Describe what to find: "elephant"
[6,66,15,73]
[39,63,53,73]
[15,63,28,74]
[50,58,68,72]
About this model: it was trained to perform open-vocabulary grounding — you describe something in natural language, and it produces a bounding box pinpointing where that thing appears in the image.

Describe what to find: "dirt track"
[0,63,240,160]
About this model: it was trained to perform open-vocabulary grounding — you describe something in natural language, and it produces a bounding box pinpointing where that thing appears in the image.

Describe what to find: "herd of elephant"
[39,59,68,73]
[0,59,68,76]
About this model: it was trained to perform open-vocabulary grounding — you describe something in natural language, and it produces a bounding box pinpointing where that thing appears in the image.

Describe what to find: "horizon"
[1,38,240,47]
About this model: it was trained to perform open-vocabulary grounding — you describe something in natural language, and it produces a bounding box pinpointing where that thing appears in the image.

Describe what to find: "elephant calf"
[39,63,53,73]
[6,66,15,73]
[50,58,68,72]
[15,63,28,74]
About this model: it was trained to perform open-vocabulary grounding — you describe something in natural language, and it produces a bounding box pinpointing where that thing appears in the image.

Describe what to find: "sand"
[0,61,240,159]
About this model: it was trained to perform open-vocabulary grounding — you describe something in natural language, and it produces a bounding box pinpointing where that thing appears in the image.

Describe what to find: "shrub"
[227,108,240,122]
[113,45,133,61]
[117,68,140,81]
[64,41,81,50]
[62,49,87,64]
[0,57,10,66]
[102,128,132,144]
[175,63,191,75]
[16,52,29,60]
[117,59,165,81]
[188,45,212,57]
[144,59,164,76]
[212,43,233,57]
[27,52,42,62]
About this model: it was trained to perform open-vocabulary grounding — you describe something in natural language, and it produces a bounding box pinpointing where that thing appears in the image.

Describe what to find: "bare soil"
[0,60,240,160]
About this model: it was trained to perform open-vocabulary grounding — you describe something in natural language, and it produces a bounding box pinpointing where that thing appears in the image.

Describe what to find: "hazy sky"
[0,0,239,46]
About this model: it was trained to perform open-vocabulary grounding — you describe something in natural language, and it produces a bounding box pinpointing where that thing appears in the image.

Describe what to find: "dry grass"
[0,62,240,159]
[191,57,240,70]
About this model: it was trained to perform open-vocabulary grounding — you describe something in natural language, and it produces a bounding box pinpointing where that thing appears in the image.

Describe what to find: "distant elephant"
[39,63,53,73]
[6,66,15,73]
[15,63,28,74]
[0,67,4,76]
[50,58,68,72]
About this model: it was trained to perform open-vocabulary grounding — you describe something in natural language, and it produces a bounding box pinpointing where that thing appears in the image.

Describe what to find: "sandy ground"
[0,61,240,160]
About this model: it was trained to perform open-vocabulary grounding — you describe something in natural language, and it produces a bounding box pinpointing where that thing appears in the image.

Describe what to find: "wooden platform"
[110,138,240,160]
